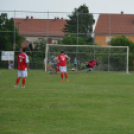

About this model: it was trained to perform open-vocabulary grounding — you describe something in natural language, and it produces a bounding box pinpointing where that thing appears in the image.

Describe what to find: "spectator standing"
[74,57,77,71]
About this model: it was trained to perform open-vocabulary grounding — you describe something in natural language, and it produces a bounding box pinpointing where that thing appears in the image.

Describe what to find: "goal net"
[45,44,129,73]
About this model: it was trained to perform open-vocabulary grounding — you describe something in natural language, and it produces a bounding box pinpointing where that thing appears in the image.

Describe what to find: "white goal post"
[45,44,129,74]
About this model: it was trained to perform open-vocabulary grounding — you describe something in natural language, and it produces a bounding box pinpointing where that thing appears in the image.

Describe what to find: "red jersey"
[17,53,29,70]
[88,60,97,67]
[58,54,68,66]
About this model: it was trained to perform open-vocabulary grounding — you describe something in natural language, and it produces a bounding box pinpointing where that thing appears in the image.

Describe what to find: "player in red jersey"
[81,58,99,72]
[56,50,70,81]
[14,47,30,88]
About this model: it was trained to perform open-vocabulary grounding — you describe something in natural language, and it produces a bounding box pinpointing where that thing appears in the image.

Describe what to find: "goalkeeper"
[80,58,99,72]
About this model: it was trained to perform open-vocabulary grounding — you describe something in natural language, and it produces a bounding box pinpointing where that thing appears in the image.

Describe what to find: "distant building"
[94,12,134,46]
[14,16,67,48]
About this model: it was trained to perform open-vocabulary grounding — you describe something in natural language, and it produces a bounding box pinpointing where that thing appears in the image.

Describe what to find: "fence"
[1,10,134,49]
[0,51,45,70]
[1,50,134,72]
[1,10,134,71]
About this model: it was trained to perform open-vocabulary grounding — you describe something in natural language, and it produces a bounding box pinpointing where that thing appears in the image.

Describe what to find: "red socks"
[64,72,68,79]
[22,78,25,85]
[15,77,25,85]
[61,72,63,79]
[15,78,20,85]
[61,72,68,81]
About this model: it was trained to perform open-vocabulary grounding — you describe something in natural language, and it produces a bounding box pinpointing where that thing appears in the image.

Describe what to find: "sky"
[0,0,134,14]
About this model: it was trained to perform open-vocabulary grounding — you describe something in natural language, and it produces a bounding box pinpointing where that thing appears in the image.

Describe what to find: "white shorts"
[59,66,67,72]
[18,70,28,78]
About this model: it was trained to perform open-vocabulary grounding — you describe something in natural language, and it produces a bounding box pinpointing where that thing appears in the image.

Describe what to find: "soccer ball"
[71,68,75,71]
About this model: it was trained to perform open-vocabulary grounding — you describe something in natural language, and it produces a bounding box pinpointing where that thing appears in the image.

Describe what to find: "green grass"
[0,70,134,134]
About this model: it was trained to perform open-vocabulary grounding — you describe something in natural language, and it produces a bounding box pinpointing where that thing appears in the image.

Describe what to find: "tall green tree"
[0,13,24,51]
[63,4,95,43]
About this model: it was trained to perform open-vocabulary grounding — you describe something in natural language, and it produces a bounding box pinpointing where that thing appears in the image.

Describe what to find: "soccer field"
[0,70,134,134]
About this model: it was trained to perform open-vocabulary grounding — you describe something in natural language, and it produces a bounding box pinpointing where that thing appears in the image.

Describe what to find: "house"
[94,12,134,46]
[14,16,67,47]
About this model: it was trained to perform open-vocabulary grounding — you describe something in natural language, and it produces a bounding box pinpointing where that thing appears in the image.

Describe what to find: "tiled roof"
[94,12,134,34]
[14,17,66,37]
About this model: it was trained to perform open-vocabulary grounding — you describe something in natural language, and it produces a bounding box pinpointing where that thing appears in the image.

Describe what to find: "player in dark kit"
[81,58,99,72]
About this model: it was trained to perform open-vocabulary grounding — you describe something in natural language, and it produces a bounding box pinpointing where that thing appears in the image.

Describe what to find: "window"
[106,37,114,44]
[38,38,44,42]
[52,39,58,44]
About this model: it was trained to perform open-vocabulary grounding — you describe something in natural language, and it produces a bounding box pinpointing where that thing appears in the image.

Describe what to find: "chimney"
[31,16,33,19]
[26,16,29,21]
[54,17,57,22]
[121,11,124,14]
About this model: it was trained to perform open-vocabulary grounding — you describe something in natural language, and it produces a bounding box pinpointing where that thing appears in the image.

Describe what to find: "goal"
[45,44,129,73]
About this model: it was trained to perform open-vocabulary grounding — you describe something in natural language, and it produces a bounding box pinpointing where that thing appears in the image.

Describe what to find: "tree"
[108,35,134,70]
[63,4,95,43]
[33,39,46,51]
[31,39,46,59]
[0,13,24,51]
[59,35,94,45]
[108,35,134,52]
